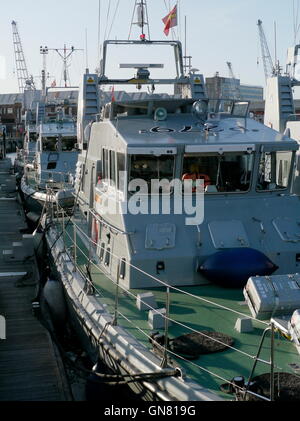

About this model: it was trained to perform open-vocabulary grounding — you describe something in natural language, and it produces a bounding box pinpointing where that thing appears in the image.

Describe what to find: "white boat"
[42,2,300,402]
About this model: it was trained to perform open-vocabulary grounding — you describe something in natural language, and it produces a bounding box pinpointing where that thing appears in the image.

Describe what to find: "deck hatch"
[145,223,176,250]
[208,220,250,249]
[273,217,300,243]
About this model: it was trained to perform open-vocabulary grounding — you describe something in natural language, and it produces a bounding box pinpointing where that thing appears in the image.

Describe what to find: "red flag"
[162,5,178,36]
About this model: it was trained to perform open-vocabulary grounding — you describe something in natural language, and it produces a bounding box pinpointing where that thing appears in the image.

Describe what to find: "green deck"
[55,218,300,400]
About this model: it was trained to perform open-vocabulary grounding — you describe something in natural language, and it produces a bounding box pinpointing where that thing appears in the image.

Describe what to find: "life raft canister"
[182,173,211,192]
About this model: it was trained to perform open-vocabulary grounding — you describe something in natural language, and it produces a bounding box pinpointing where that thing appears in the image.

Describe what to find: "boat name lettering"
[139,126,202,134]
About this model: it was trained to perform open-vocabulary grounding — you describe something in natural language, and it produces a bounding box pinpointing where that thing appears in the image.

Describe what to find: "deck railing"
[46,201,300,402]
[25,169,75,192]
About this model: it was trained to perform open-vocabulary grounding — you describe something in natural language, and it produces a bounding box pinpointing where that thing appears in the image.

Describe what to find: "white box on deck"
[244,274,300,320]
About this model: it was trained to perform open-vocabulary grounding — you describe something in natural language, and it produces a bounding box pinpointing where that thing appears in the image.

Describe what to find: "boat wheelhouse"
[21,104,78,220]
[44,35,300,402]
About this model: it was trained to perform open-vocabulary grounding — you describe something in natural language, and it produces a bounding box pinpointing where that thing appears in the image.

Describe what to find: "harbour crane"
[257,19,275,82]
[226,62,241,100]
[11,20,35,93]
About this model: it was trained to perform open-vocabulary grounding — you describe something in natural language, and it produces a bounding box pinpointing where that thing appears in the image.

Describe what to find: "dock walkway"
[0,158,71,401]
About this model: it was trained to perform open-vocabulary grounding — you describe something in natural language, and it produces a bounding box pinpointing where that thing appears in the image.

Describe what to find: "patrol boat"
[14,106,38,176]
[43,21,300,401]
[263,43,300,196]
[21,100,78,221]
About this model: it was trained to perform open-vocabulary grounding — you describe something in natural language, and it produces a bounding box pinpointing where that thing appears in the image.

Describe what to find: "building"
[205,74,264,102]
[249,99,300,124]
[240,84,264,102]
[0,93,23,139]
[0,90,79,139]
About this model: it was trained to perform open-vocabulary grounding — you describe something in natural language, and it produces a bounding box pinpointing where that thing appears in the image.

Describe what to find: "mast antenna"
[183,15,192,75]
[48,45,84,88]
[85,29,89,70]
[129,0,151,41]
[40,46,49,97]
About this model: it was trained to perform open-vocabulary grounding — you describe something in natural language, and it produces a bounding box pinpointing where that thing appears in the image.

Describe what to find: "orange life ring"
[182,173,211,192]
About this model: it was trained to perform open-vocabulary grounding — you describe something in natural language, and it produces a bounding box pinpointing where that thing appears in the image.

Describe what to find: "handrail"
[69,214,269,326]
[60,225,276,401]
[60,219,274,363]
[89,208,135,237]
[25,171,75,191]
[50,203,299,401]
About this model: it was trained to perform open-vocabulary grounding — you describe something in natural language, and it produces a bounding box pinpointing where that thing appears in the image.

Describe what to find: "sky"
[0,0,297,95]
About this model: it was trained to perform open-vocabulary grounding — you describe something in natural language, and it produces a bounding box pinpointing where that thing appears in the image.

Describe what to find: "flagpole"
[171,2,177,40]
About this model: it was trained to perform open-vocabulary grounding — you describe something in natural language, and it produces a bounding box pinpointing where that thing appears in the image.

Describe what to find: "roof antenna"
[293,0,300,44]
[128,0,151,41]
[85,28,89,72]
[183,15,192,75]
[274,21,281,75]
[274,21,277,68]
[97,0,101,66]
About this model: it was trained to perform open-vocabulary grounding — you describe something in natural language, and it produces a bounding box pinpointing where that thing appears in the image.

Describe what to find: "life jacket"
[182,173,211,192]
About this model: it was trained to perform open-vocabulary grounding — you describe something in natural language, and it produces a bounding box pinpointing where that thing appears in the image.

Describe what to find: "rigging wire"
[53,222,299,392]
[107,0,121,40]
[60,226,266,368]
[85,28,89,70]
[103,0,112,43]
[97,0,102,66]
[52,55,60,85]
[67,217,269,327]
[144,0,151,40]
[128,1,137,40]
[178,0,182,43]
[294,0,300,44]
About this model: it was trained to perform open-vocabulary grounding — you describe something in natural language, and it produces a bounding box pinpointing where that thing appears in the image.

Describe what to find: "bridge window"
[42,138,57,151]
[129,155,175,194]
[182,153,254,193]
[257,151,293,191]
[103,149,109,181]
[99,149,126,194]
[110,151,116,185]
[117,153,126,191]
[62,137,77,151]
